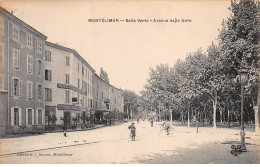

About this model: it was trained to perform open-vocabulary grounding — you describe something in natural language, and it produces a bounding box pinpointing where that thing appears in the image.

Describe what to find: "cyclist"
[128,122,136,141]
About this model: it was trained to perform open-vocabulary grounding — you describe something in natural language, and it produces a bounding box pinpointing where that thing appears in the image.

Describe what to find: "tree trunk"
[213,91,217,129]
[213,102,217,129]
[228,109,230,128]
[220,109,223,124]
[159,105,161,121]
[255,72,260,134]
[223,108,226,125]
[188,110,190,128]
[196,118,199,133]
[170,109,173,125]
[126,105,129,119]
[181,111,184,124]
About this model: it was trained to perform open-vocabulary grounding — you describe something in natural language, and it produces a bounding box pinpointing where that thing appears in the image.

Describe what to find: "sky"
[1,0,231,95]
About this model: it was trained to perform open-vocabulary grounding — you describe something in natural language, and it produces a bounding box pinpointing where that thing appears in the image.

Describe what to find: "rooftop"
[0,6,47,40]
[45,41,95,73]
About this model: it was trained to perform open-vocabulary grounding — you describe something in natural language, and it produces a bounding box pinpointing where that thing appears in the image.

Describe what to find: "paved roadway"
[0,121,259,164]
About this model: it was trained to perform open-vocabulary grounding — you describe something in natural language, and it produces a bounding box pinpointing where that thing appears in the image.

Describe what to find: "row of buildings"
[0,7,124,134]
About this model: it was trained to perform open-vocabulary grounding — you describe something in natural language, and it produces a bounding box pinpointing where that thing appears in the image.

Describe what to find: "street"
[0,121,259,164]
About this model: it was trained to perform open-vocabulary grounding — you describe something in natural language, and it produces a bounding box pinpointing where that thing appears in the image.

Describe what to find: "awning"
[93,109,112,114]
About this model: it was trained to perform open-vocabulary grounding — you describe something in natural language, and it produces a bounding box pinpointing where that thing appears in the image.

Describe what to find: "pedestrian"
[128,122,136,141]
[137,118,139,123]
[63,130,67,137]
[150,118,154,127]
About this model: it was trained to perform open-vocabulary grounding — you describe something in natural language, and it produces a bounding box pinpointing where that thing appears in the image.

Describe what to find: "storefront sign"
[57,104,81,111]
[57,83,87,95]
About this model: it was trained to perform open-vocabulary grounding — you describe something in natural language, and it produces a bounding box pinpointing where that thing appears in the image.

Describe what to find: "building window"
[45,70,52,81]
[27,81,33,98]
[82,66,84,75]
[45,51,51,62]
[38,109,42,125]
[12,26,19,41]
[72,97,78,103]
[66,56,70,66]
[14,108,19,126]
[12,48,20,69]
[37,84,43,100]
[102,92,104,99]
[65,74,70,84]
[27,34,32,48]
[78,79,80,88]
[27,109,32,125]
[37,40,42,53]
[27,54,33,74]
[37,60,42,76]
[45,88,52,102]
[90,99,93,108]
[65,90,70,103]
[0,43,4,63]
[11,78,21,97]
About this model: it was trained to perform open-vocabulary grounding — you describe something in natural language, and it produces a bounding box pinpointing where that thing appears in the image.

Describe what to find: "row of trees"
[140,0,260,128]
[122,90,143,119]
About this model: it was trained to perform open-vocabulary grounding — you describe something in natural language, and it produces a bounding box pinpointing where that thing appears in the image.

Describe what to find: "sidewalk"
[0,121,124,138]
[0,122,125,156]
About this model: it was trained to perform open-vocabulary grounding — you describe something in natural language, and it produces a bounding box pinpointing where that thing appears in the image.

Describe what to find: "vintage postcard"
[0,0,259,164]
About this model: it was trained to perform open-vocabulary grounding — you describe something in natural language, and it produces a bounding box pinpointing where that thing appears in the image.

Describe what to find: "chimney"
[11,10,13,14]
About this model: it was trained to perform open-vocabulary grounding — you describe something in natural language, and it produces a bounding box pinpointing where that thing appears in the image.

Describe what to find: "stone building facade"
[44,42,95,129]
[0,7,47,134]
[0,6,124,134]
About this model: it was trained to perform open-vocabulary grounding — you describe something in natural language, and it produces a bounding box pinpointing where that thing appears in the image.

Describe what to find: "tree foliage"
[141,0,259,127]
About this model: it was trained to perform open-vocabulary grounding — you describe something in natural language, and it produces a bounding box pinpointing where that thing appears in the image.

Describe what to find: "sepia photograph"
[0,0,259,164]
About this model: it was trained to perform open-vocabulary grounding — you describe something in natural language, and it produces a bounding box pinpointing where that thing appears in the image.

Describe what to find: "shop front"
[93,109,116,126]
[57,104,81,130]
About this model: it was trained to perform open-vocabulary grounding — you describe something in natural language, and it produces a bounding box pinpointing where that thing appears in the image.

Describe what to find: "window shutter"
[37,61,39,75]
[44,51,47,61]
[27,82,29,98]
[11,78,14,96]
[18,50,20,69]
[19,108,22,126]
[41,86,44,100]
[50,89,52,102]
[12,50,15,67]
[49,52,51,61]
[11,107,14,126]
[19,80,22,97]
[50,71,52,81]
[27,56,29,72]
[32,109,34,125]
[42,110,45,126]
[35,109,38,125]
[26,109,28,126]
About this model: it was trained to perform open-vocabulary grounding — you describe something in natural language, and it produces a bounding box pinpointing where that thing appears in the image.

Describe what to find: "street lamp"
[240,71,247,152]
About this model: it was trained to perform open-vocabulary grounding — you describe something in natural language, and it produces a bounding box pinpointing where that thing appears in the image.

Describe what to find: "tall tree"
[219,0,259,130]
